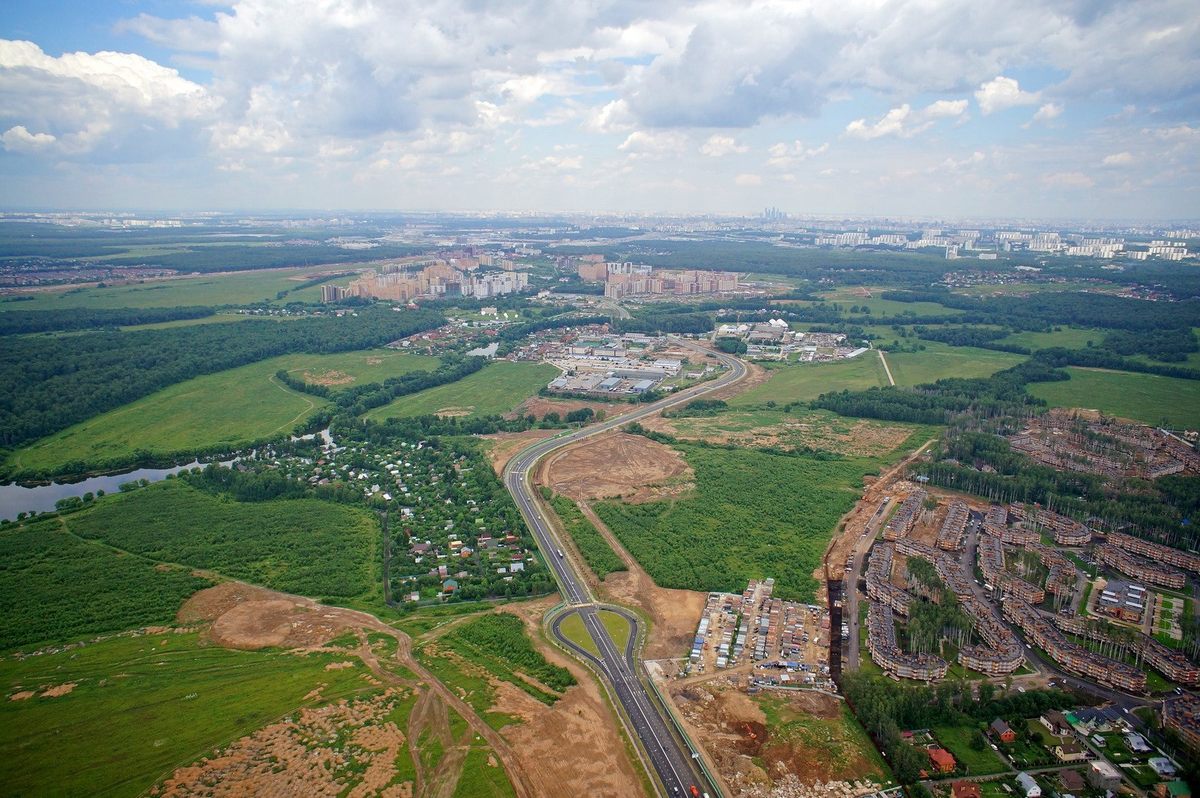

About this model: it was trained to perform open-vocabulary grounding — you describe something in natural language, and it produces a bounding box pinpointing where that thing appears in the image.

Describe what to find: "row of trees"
[0,305,216,335]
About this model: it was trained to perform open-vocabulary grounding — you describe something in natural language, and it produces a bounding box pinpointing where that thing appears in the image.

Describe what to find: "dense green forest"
[0,306,443,448]
[64,480,381,603]
[0,516,212,651]
[0,306,216,335]
[549,494,626,579]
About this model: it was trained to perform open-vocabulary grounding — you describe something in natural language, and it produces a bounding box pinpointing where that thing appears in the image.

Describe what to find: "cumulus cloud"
[1025,102,1064,127]
[845,99,967,139]
[700,135,748,156]
[766,140,828,168]
[975,76,1040,115]
[0,125,56,152]
[617,130,688,158]
[1102,151,1134,166]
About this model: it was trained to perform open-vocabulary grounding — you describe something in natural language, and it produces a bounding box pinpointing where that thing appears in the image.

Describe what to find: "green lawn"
[1027,367,1200,429]
[731,355,890,407]
[932,725,1011,776]
[10,350,436,474]
[454,744,519,797]
[65,480,382,605]
[884,341,1025,387]
[558,612,601,658]
[595,443,878,601]
[599,610,632,651]
[0,630,371,797]
[367,361,559,420]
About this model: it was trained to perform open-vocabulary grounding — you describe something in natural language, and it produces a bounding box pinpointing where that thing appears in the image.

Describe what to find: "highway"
[503,339,746,797]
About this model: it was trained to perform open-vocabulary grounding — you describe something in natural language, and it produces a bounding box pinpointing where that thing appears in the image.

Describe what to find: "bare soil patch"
[645,413,913,457]
[39,682,78,698]
[303,369,356,386]
[496,598,647,797]
[181,583,356,650]
[708,360,771,401]
[8,691,34,701]
[542,432,694,502]
[480,429,558,476]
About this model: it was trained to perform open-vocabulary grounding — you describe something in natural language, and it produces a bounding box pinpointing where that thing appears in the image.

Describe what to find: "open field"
[558,612,601,658]
[885,341,1025,386]
[730,355,890,407]
[595,443,877,601]
[10,350,436,473]
[65,480,381,604]
[1027,367,1200,429]
[0,516,212,651]
[0,630,372,796]
[818,287,957,318]
[645,407,933,461]
[6,267,349,310]
[367,361,560,420]
[118,313,287,331]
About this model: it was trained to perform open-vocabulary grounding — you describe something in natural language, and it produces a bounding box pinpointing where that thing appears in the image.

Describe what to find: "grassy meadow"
[884,341,1025,386]
[10,350,436,473]
[731,355,890,407]
[0,631,373,797]
[65,480,382,604]
[1027,367,1200,429]
[366,361,559,420]
[595,443,878,601]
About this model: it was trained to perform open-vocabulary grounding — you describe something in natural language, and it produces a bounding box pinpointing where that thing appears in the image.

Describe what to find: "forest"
[0,305,215,335]
[548,494,626,579]
[0,306,443,448]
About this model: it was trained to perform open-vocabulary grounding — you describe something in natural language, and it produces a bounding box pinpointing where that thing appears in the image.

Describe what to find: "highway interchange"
[502,339,745,798]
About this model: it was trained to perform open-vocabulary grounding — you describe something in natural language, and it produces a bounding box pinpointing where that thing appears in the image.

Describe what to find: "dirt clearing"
[181,583,359,650]
[672,683,882,797]
[479,429,557,476]
[644,412,917,458]
[541,432,693,502]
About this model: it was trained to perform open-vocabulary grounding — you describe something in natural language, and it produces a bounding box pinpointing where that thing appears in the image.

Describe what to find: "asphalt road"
[503,339,746,798]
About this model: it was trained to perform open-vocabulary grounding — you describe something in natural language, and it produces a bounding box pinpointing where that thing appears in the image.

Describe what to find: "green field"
[818,288,957,318]
[0,516,212,651]
[367,361,559,420]
[595,444,878,601]
[884,341,1025,387]
[558,612,601,658]
[7,268,343,310]
[1027,367,1200,429]
[599,610,632,651]
[10,350,436,473]
[932,725,1011,776]
[731,355,890,407]
[996,328,1098,351]
[0,630,371,796]
[65,480,382,604]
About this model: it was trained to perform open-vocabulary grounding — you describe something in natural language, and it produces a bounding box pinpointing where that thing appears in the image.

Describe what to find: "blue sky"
[1,0,1198,219]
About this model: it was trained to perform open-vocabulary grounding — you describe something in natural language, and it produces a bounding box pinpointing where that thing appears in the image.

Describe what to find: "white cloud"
[700,135,748,157]
[735,173,762,185]
[845,99,967,139]
[0,125,56,152]
[1043,171,1095,188]
[1025,102,1063,127]
[975,76,1040,115]
[1102,152,1134,166]
[766,140,828,168]
[617,130,688,158]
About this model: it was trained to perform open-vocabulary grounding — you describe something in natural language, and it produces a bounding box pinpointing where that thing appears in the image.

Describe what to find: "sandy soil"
[182,583,358,650]
[39,682,79,698]
[541,432,694,503]
[643,413,914,457]
[479,429,558,476]
[707,360,771,401]
[496,599,648,797]
[8,691,35,701]
[671,683,881,797]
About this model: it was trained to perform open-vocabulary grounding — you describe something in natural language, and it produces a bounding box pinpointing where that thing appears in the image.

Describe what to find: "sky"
[1,0,1198,220]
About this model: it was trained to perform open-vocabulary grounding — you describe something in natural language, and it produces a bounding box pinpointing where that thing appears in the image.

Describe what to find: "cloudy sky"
[1,0,1198,219]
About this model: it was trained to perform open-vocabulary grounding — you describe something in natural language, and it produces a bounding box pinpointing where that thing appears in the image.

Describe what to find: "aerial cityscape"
[2,1,1200,798]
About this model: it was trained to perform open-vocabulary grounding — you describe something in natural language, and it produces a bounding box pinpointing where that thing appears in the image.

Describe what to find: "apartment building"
[1096,544,1187,589]
[1108,532,1200,575]
[867,602,949,681]
[884,490,927,541]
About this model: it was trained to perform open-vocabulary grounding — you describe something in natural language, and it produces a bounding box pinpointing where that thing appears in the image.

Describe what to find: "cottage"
[1155,782,1192,798]
[1016,772,1042,798]
[928,746,956,773]
[1059,770,1086,794]
[1149,757,1178,778]
[1041,710,1073,737]
[991,719,1017,742]
[1054,741,1087,763]
[1126,732,1153,753]
[953,782,982,798]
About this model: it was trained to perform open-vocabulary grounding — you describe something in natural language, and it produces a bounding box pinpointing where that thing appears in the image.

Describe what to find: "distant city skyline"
[1,0,1198,219]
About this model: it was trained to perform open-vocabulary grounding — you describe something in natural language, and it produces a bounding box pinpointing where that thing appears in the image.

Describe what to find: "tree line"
[0,306,216,335]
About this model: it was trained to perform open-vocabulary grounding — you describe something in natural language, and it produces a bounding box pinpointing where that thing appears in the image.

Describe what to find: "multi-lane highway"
[503,339,745,797]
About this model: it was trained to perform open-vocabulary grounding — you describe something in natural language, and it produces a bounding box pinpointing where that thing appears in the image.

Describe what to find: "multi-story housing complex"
[1010,503,1093,546]
[347,263,528,301]
[867,602,949,681]
[979,533,1046,604]
[1165,693,1200,752]
[603,262,740,299]
[1108,532,1200,575]
[1029,543,1078,598]
[884,490,926,541]
[866,544,912,615]
[982,503,1040,545]
[1003,598,1146,692]
[936,500,969,551]
[1096,544,1187,589]
[1056,615,1200,686]
[957,596,1024,675]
